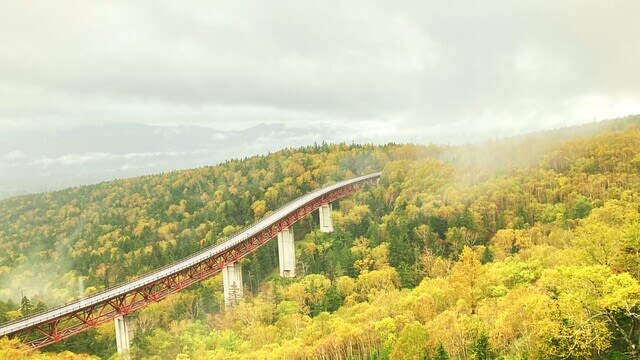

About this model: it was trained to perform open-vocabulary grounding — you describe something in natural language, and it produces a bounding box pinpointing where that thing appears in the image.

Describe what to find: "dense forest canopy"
[1,116,640,359]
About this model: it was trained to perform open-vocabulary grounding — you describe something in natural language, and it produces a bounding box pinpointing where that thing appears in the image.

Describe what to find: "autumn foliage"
[1,117,640,359]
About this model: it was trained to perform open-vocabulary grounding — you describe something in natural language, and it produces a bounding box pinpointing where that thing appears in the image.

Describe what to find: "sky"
[1,1,640,195]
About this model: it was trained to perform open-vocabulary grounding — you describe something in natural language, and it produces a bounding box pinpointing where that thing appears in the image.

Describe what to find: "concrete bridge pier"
[223,262,243,307]
[277,228,296,278]
[115,315,131,358]
[319,203,334,233]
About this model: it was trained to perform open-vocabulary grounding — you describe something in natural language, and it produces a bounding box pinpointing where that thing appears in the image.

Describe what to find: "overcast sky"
[1,1,640,194]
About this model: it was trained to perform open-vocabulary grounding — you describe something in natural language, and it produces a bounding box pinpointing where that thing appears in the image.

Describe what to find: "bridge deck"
[0,172,381,344]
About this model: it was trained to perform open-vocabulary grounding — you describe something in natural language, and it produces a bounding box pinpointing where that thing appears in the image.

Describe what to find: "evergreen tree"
[434,343,450,360]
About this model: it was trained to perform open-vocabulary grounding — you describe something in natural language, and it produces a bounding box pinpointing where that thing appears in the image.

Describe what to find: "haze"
[1,1,639,196]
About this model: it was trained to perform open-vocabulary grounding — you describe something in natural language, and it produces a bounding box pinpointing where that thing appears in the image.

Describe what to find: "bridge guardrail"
[0,172,381,338]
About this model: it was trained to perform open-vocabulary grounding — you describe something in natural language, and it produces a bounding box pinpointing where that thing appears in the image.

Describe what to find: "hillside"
[1,116,640,359]
[0,122,332,198]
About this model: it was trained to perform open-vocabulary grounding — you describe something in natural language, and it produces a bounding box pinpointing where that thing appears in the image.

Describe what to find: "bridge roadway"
[0,172,381,348]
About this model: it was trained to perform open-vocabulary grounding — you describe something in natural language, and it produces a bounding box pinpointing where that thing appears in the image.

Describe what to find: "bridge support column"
[277,228,296,278]
[223,262,243,307]
[115,315,131,358]
[319,203,334,233]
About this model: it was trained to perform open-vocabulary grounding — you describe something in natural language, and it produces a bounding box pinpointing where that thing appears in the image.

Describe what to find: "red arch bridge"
[0,172,381,354]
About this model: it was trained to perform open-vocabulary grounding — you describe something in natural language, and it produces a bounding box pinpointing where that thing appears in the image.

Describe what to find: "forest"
[1,116,640,359]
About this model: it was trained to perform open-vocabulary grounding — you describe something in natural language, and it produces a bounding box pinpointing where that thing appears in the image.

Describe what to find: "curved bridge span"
[0,172,381,349]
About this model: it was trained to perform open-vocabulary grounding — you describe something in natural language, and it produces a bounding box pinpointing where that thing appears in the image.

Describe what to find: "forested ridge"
[1,116,640,359]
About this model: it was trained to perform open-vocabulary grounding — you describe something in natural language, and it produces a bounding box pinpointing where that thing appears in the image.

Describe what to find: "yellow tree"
[449,247,487,313]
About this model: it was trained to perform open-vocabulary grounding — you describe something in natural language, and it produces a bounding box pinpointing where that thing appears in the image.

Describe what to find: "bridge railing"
[0,172,381,334]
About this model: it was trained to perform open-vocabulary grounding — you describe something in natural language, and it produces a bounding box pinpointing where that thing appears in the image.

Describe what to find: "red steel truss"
[1,175,378,349]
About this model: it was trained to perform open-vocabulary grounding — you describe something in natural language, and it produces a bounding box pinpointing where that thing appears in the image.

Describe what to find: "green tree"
[434,343,450,360]
[391,322,429,359]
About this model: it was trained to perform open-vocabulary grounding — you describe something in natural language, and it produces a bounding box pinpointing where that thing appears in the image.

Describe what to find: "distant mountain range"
[0,123,332,198]
[2,116,638,199]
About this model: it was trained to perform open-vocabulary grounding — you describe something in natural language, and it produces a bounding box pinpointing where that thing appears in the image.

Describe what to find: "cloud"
[31,151,189,167]
[0,1,639,145]
[5,150,26,161]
